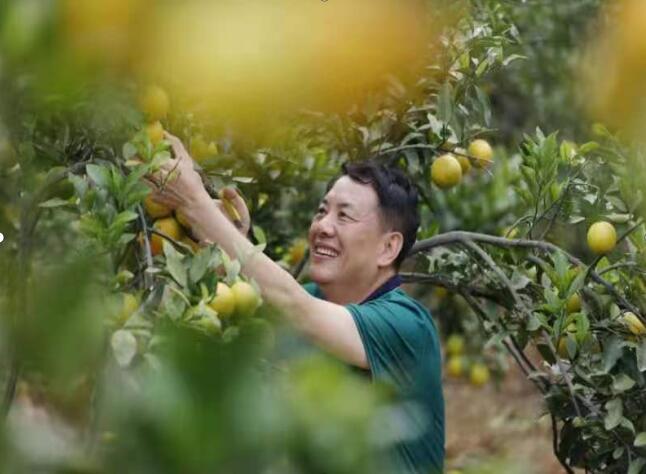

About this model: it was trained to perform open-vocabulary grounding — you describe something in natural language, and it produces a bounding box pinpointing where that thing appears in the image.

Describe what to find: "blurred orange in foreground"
[134,0,435,124]
[61,0,149,70]
[17,0,443,133]
[584,0,646,134]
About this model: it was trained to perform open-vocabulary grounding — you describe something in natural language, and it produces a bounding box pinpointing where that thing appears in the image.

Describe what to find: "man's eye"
[339,212,350,220]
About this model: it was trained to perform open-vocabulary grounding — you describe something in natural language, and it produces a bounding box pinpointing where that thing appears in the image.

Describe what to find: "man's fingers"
[220,187,250,222]
[164,131,192,162]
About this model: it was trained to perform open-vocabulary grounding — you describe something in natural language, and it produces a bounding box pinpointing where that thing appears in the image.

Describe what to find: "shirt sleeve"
[346,299,431,388]
[301,282,320,297]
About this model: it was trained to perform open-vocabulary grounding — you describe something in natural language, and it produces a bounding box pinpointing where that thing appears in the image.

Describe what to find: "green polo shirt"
[303,282,445,474]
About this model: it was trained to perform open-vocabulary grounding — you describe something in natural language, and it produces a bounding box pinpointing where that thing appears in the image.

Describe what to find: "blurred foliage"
[4,0,646,473]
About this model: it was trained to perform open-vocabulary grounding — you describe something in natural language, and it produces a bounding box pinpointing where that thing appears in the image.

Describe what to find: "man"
[150,133,445,473]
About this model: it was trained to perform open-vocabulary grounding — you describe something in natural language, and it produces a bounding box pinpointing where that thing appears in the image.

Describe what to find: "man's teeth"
[315,246,339,257]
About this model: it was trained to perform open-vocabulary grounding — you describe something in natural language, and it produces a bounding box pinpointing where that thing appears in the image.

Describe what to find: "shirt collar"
[360,274,402,304]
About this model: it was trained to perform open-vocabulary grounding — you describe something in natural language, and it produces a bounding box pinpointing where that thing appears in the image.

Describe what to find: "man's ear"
[377,232,404,268]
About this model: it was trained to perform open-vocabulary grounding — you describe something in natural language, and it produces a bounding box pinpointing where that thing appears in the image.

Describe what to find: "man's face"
[308,176,389,287]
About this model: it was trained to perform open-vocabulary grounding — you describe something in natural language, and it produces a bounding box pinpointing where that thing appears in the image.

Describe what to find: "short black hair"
[328,160,420,268]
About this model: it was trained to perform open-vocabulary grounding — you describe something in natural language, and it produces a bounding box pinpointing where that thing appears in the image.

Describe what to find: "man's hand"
[147,133,251,237]
[146,132,209,211]
[215,187,251,237]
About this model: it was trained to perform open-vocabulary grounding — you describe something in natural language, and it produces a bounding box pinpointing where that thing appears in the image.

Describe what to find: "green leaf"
[578,141,600,155]
[189,249,213,284]
[232,176,255,184]
[164,242,187,288]
[86,164,111,189]
[117,233,136,246]
[634,340,646,373]
[628,458,646,474]
[79,214,105,236]
[502,53,526,66]
[575,313,590,343]
[111,330,138,368]
[603,336,625,373]
[39,197,71,208]
[437,82,453,124]
[160,284,188,321]
[604,398,623,431]
[252,225,267,245]
[527,312,547,332]
[612,374,635,393]
[113,210,138,228]
[567,270,587,297]
[123,142,137,160]
[635,433,646,447]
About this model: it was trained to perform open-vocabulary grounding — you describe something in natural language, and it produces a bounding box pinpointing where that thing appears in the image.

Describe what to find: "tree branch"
[400,272,510,306]
[137,205,154,291]
[461,239,583,418]
[408,231,643,320]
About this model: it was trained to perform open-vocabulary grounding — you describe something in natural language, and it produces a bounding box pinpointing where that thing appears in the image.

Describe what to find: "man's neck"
[318,269,397,305]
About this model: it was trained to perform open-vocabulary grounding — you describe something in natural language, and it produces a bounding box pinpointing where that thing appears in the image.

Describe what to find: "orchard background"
[3,0,646,473]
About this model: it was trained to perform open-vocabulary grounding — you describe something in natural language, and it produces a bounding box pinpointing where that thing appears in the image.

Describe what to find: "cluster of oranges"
[444,334,491,387]
[430,139,493,190]
[139,85,169,146]
[133,86,260,325]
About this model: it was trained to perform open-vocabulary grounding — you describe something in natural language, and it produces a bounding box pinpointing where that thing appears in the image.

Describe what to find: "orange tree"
[2,0,646,473]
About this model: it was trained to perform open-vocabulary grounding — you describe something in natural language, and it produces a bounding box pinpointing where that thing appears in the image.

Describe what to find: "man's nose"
[313,213,335,236]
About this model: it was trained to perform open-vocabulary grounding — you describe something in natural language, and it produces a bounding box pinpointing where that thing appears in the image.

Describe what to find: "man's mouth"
[313,244,340,258]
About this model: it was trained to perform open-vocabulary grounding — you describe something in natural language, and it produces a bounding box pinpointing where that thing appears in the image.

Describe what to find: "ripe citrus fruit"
[433,287,448,300]
[116,293,139,326]
[231,281,260,317]
[469,362,490,387]
[287,238,308,266]
[180,236,200,252]
[456,153,471,174]
[190,135,218,163]
[175,209,190,229]
[144,194,171,218]
[431,154,462,189]
[446,356,465,378]
[622,312,646,336]
[587,221,617,254]
[446,334,465,356]
[566,293,582,314]
[208,282,236,319]
[150,217,184,256]
[146,121,165,146]
[557,324,577,358]
[468,139,493,168]
[139,85,170,122]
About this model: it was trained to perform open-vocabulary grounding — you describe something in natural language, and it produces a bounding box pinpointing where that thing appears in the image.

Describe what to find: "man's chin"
[309,267,335,286]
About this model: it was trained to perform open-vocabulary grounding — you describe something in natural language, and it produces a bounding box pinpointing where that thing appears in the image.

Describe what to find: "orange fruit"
[431,154,462,189]
[150,217,184,256]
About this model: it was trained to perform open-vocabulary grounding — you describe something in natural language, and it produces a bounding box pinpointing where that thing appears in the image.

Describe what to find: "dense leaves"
[3,1,646,473]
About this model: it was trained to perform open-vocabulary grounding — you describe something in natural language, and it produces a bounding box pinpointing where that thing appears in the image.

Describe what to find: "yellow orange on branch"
[431,154,462,189]
[208,282,236,319]
[139,85,170,122]
[467,139,493,168]
[231,281,261,317]
[150,217,184,256]
[622,312,646,336]
[587,221,617,255]
[469,362,490,387]
[144,194,171,218]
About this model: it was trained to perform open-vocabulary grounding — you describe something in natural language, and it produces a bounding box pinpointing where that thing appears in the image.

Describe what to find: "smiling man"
[151,134,445,474]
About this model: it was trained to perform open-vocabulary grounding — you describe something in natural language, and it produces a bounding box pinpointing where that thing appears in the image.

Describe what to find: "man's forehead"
[323,176,379,210]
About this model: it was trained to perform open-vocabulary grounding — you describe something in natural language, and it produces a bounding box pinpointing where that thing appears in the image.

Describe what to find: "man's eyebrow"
[319,198,357,212]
